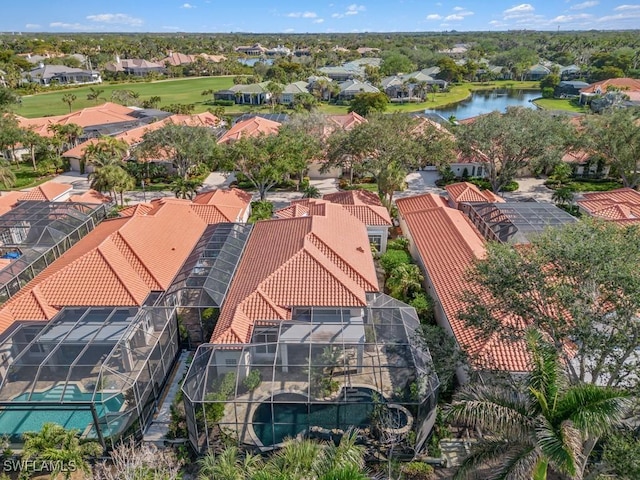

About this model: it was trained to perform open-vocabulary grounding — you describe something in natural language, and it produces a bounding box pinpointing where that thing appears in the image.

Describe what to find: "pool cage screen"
[182,294,439,454]
[0,305,180,448]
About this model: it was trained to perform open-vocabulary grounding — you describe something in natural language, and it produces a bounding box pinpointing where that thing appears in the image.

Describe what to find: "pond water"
[237,58,274,67]
[425,89,540,120]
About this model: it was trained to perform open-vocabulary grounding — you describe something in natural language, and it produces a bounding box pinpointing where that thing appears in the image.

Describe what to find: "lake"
[425,89,540,120]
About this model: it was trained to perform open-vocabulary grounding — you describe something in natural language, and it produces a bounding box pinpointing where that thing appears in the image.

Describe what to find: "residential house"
[579,77,640,105]
[181,204,438,452]
[276,190,393,252]
[396,193,530,382]
[554,81,590,98]
[160,52,226,66]
[381,71,447,102]
[265,45,291,56]
[444,182,504,210]
[559,64,581,80]
[104,57,165,76]
[525,64,551,81]
[280,81,309,105]
[577,188,640,223]
[318,59,381,82]
[234,44,267,56]
[63,112,221,172]
[0,181,74,216]
[217,116,281,144]
[357,47,380,56]
[337,79,380,100]
[22,64,101,86]
[0,192,252,446]
[214,82,272,105]
[561,149,610,178]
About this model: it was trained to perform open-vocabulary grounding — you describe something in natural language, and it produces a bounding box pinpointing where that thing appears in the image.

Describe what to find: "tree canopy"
[456,107,573,192]
[348,92,389,117]
[461,218,640,392]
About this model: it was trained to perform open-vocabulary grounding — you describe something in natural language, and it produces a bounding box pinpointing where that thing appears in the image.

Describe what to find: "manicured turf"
[1,163,56,190]
[17,77,235,117]
[17,78,542,118]
[533,97,587,113]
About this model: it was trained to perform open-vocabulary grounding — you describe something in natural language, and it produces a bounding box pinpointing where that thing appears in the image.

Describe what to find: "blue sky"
[3,1,640,33]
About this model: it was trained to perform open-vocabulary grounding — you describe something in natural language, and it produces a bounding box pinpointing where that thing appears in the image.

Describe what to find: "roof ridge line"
[95,242,143,305]
[113,230,163,289]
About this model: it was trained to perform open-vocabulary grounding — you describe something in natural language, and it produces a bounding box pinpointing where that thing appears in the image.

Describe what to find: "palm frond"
[453,438,530,480]
[525,329,564,412]
[535,417,580,479]
[559,384,630,437]
[493,444,541,480]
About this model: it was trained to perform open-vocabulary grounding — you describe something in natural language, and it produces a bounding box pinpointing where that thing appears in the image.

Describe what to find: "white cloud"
[597,11,640,21]
[49,22,92,31]
[489,20,508,26]
[426,14,442,20]
[445,14,464,21]
[284,28,295,32]
[86,13,143,26]
[313,18,325,23]
[287,11,318,18]
[181,3,195,8]
[457,10,474,16]
[504,3,534,14]
[345,4,366,15]
[551,13,594,22]
[570,1,598,9]
[331,13,342,18]
[25,24,41,29]
[452,6,465,11]
[614,4,640,10]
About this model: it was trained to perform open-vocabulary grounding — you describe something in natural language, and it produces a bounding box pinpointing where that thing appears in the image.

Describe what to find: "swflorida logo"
[3,459,77,472]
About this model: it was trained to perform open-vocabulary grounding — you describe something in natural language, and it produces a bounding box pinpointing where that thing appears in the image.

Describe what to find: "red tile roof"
[0,191,24,216]
[284,197,392,227]
[212,205,379,344]
[68,189,112,204]
[578,188,640,223]
[63,112,221,159]
[395,193,449,214]
[397,194,530,372]
[217,117,281,144]
[579,77,640,94]
[192,188,253,222]
[20,181,72,202]
[445,182,504,204]
[323,189,382,206]
[326,112,367,131]
[0,192,251,334]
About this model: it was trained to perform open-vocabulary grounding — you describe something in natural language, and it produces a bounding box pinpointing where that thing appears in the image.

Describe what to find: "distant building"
[22,64,101,86]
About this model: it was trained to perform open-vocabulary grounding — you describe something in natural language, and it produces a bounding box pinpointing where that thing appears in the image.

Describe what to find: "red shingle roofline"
[217,117,281,144]
[579,77,640,94]
[578,188,640,222]
[445,182,505,204]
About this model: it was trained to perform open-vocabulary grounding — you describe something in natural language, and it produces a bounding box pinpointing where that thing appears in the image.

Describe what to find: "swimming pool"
[0,385,124,440]
[252,387,409,446]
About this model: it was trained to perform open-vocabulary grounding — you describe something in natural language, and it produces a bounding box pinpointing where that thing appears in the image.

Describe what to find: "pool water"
[253,387,396,446]
[0,385,124,439]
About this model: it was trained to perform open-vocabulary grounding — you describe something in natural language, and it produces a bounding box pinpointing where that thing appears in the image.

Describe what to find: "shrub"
[379,249,412,275]
[400,461,434,480]
[502,180,519,192]
[409,292,434,323]
[213,100,235,106]
[542,87,555,98]
[387,238,409,251]
[248,201,274,223]
[243,370,261,392]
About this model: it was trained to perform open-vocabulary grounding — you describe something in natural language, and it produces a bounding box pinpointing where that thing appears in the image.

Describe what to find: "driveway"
[501,177,554,203]
[396,171,445,199]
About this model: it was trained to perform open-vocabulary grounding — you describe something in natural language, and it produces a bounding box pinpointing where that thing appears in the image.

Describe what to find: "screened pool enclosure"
[0,305,179,447]
[182,294,439,453]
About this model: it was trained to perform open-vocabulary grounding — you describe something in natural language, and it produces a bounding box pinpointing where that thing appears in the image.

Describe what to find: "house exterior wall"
[307,162,342,179]
[367,226,388,254]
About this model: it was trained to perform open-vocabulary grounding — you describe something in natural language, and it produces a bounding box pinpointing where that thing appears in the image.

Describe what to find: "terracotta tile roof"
[397,196,530,372]
[55,102,137,128]
[192,188,253,221]
[580,77,640,94]
[578,188,640,222]
[275,203,310,218]
[411,117,455,139]
[63,112,221,159]
[68,189,112,204]
[0,193,251,334]
[323,189,382,206]
[119,203,155,217]
[0,191,24,216]
[286,197,392,227]
[212,206,379,344]
[395,193,449,214]
[326,112,367,131]
[445,182,504,204]
[15,115,60,138]
[20,181,72,202]
[562,149,591,163]
[217,117,281,144]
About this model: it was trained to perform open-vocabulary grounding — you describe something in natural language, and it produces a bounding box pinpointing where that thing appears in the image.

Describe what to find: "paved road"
[44,170,554,206]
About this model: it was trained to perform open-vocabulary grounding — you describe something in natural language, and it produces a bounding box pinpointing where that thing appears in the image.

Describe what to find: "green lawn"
[17,76,235,117]
[533,97,587,113]
[568,179,623,192]
[17,78,542,118]
[1,163,56,190]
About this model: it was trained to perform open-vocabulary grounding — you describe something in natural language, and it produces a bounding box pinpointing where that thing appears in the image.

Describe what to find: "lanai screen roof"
[166,223,252,308]
[467,201,577,244]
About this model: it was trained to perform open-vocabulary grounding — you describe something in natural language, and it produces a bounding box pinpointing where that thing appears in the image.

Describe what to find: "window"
[368,235,382,252]
[225,358,237,366]
[476,166,483,177]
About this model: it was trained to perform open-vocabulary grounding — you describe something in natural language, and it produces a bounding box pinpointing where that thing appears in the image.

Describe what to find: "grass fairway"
[17,77,235,117]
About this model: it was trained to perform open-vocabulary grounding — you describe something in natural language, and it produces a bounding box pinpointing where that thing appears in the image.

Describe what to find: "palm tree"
[23,422,102,480]
[61,93,76,113]
[386,263,424,301]
[172,177,202,200]
[198,446,263,480]
[20,129,44,170]
[378,160,407,206]
[302,184,321,198]
[448,329,629,480]
[265,81,284,112]
[86,86,105,104]
[552,186,574,207]
[0,159,16,188]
